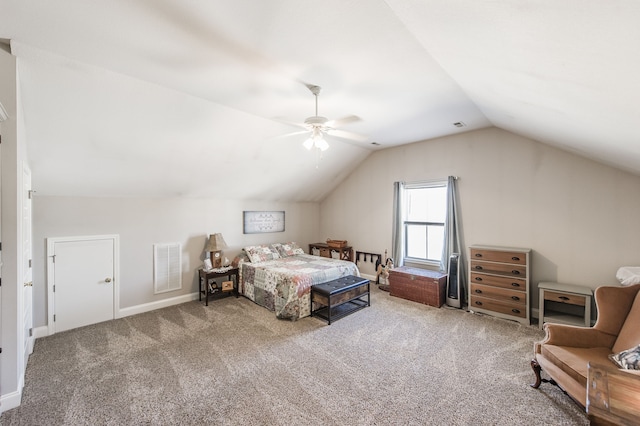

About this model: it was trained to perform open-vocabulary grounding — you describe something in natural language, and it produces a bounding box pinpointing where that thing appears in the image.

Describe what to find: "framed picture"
[243,211,285,234]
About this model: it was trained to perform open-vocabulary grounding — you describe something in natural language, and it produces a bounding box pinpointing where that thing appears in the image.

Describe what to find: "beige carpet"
[2,286,588,425]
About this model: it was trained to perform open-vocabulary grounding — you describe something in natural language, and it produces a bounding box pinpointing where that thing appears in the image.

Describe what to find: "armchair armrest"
[540,323,616,349]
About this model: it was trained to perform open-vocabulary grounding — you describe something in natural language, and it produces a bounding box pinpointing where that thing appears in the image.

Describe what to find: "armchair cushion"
[542,346,612,386]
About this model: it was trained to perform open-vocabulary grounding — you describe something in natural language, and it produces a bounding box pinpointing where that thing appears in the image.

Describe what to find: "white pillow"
[616,267,640,286]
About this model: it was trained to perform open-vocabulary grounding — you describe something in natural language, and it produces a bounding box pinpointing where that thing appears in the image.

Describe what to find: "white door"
[49,236,117,333]
[21,163,34,367]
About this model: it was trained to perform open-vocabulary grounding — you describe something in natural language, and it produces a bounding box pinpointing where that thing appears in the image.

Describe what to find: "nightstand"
[199,267,239,306]
[538,281,592,329]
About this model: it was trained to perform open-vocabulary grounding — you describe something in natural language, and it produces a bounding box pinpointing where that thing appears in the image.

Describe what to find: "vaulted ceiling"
[1,1,638,201]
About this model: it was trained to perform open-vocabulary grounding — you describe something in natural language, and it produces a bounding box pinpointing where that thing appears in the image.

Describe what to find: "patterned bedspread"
[240,254,360,320]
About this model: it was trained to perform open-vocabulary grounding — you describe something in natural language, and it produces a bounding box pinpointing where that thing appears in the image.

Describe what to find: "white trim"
[46,235,120,335]
[33,325,49,339]
[360,273,376,282]
[117,292,199,318]
[0,389,23,413]
[0,366,25,413]
[33,292,198,339]
[531,307,539,320]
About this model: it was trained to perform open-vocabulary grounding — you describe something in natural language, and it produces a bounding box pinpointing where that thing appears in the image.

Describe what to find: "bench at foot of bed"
[310,275,370,325]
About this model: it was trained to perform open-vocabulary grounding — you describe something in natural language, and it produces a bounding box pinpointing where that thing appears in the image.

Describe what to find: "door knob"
[105,278,112,283]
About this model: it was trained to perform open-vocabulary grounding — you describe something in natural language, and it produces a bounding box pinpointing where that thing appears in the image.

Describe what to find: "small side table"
[199,267,239,306]
[538,281,593,329]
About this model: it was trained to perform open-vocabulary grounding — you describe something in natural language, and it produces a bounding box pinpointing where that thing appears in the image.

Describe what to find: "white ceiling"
[1,0,639,201]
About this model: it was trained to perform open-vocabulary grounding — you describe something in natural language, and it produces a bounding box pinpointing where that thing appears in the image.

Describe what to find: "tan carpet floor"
[2,285,588,425]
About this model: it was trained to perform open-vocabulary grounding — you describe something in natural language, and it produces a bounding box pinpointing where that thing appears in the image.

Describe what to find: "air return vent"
[154,243,182,294]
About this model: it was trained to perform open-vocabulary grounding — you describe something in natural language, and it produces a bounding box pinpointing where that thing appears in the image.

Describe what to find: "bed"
[235,242,360,320]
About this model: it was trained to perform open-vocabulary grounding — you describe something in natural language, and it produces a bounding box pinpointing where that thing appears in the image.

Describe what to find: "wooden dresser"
[468,245,531,325]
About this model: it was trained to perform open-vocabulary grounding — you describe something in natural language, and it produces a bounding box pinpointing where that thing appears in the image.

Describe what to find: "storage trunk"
[388,266,448,307]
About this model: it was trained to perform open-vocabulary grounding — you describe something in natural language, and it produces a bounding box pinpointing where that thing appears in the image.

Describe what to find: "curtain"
[391,181,405,267]
[441,176,466,301]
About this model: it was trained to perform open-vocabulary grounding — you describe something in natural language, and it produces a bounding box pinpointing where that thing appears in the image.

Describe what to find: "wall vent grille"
[154,243,182,294]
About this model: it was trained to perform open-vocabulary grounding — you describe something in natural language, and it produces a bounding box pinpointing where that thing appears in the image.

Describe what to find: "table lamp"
[205,233,228,268]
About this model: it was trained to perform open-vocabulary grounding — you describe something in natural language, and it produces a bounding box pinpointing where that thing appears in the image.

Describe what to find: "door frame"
[21,162,34,359]
[46,234,120,335]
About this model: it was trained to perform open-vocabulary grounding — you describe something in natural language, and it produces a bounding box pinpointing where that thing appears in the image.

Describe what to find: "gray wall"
[320,127,640,309]
[32,197,319,327]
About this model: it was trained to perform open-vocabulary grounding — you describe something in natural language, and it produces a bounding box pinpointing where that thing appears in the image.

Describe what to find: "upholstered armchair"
[531,283,640,407]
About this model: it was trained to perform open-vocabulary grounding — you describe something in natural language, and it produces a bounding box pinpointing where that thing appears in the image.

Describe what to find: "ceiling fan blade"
[267,130,310,141]
[272,117,309,130]
[326,115,361,128]
[326,128,368,142]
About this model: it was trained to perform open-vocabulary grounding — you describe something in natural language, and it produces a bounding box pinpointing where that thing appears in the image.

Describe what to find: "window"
[403,181,447,265]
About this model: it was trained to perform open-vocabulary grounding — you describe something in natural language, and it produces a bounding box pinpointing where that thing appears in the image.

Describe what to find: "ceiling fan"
[279,84,367,151]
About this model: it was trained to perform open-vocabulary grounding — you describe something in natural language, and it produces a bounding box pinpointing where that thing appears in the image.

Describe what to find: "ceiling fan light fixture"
[303,128,330,152]
[316,137,329,152]
[303,137,314,150]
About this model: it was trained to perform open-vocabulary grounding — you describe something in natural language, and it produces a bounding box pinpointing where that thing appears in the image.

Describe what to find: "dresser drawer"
[470,260,527,278]
[470,248,527,265]
[470,295,527,318]
[470,272,526,291]
[543,290,586,306]
[470,283,526,306]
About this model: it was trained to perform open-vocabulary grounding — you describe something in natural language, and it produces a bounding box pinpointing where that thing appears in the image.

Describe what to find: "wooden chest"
[468,245,531,325]
[389,266,448,307]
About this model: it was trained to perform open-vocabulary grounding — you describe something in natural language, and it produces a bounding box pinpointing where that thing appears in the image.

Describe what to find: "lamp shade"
[205,233,228,252]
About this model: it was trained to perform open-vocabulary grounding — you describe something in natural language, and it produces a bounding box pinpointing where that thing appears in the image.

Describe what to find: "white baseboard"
[33,325,49,339]
[117,292,199,319]
[361,273,376,282]
[0,383,23,414]
[34,293,200,339]
[531,307,539,320]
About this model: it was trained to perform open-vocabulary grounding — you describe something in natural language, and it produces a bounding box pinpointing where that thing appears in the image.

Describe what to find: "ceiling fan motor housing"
[305,115,329,129]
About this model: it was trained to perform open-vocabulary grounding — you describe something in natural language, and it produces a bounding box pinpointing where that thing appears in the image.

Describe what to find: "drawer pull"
[559,296,570,301]
[475,277,483,282]
[474,265,484,270]
[475,253,483,257]
[511,256,520,261]
[475,301,483,306]
[511,309,521,314]
[474,289,482,294]
[511,270,520,275]
[511,282,520,287]
[511,296,520,301]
